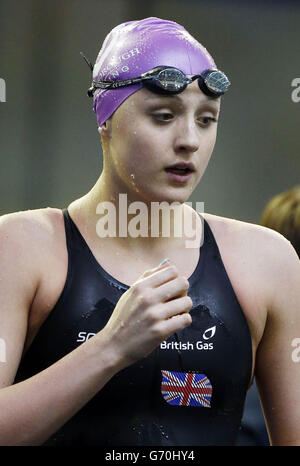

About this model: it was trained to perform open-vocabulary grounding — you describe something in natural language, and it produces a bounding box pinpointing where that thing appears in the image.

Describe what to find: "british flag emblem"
[161,370,212,408]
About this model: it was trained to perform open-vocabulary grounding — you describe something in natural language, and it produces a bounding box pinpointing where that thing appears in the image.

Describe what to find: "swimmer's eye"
[152,112,174,122]
[198,116,218,127]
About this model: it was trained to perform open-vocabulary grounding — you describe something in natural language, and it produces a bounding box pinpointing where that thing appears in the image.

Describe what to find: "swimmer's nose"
[174,118,199,154]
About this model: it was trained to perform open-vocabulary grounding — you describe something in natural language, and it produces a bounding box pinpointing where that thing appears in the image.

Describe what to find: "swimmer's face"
[102,79,221,203]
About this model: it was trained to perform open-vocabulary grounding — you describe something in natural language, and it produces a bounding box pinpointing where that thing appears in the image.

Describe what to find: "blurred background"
[0,0,299,219]
[0,0,299,446]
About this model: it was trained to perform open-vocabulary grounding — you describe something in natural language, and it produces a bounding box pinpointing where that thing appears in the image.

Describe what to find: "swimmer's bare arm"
[255,231,300,446]
[0,212,192,446]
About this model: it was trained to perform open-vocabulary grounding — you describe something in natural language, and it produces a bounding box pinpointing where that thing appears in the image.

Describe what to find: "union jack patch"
[161,370,212,408]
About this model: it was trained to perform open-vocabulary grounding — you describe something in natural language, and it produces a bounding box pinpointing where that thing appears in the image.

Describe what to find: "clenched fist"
[102,260,193,369]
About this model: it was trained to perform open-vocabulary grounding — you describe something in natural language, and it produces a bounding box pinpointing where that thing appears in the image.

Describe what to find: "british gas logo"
[160,326,216,351]
[195,325,216,350]
[202,326,216,340]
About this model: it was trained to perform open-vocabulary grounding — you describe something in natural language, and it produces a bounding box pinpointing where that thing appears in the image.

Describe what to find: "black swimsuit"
[15,208,252,446]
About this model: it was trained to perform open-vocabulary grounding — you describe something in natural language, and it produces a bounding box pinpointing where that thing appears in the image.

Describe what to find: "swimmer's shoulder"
[203,211,292,249]
[0,208,67,337]
[0,207,65,248]
[202,211,298,277]
[0,207,67,284]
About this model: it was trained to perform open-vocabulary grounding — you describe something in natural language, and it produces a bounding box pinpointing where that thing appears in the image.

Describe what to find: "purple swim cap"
[93,17,216,127]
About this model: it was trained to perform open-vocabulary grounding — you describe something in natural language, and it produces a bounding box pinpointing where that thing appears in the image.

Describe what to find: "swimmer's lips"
[165,162,195,183]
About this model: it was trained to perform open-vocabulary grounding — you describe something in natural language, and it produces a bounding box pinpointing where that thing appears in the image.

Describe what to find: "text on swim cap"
[94,48,141,80]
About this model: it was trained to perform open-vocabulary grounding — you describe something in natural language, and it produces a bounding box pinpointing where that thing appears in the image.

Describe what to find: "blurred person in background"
[261,186,300,258]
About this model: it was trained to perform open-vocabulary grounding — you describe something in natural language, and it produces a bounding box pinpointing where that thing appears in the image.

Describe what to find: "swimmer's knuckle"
[183,313,192,325]
[184,296,193,308]
[146,307,159,324]
[174,313,191,328]
[131,282,142,295]
[179,276,189,289]
[150,323,164,339]
[140,290,152,307]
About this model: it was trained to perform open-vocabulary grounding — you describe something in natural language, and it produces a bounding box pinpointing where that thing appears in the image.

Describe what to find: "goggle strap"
[80,51,94,73]
[92,76,146,91]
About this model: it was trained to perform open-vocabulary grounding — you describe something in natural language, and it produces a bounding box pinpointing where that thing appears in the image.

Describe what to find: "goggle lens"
[155,68,189,92]
[204,70,230,95]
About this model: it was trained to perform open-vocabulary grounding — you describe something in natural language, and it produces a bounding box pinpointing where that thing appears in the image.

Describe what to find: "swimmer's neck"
[67,176,202,255]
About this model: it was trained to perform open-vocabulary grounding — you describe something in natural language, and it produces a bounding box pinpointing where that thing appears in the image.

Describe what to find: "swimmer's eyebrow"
[144,93,220,113]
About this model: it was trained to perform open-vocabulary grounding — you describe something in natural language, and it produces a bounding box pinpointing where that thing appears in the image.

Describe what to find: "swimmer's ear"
[98,119,112,139]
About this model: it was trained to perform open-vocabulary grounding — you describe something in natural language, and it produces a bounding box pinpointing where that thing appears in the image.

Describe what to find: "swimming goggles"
[81,54,230,99]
